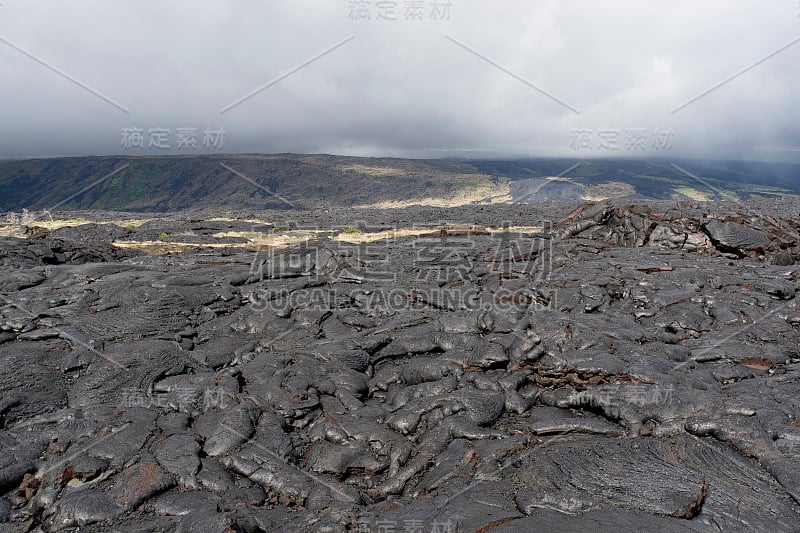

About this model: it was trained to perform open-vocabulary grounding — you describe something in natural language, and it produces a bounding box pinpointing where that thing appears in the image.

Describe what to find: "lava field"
[1,201,799,532]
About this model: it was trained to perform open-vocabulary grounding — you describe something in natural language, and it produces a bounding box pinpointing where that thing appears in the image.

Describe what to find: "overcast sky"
[1,0,799,161]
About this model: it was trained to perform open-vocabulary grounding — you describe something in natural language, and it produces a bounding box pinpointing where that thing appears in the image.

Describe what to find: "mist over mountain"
[2,1,799,161]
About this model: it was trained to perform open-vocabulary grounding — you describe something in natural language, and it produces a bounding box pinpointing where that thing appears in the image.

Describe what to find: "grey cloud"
[1,0,798,161]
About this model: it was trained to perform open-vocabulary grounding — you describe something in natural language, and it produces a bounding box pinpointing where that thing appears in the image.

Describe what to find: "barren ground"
[1,200,799,532]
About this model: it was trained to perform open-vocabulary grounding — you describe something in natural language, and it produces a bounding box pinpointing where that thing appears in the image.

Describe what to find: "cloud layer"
[1,0,798,161]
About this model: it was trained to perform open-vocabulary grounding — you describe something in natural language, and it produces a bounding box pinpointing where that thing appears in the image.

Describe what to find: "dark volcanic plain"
[1,199,800,532]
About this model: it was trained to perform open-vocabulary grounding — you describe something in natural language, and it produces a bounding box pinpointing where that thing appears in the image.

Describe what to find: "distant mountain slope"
[0,154,797,212]
[0,154,509,212]
[469,159,800,202]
